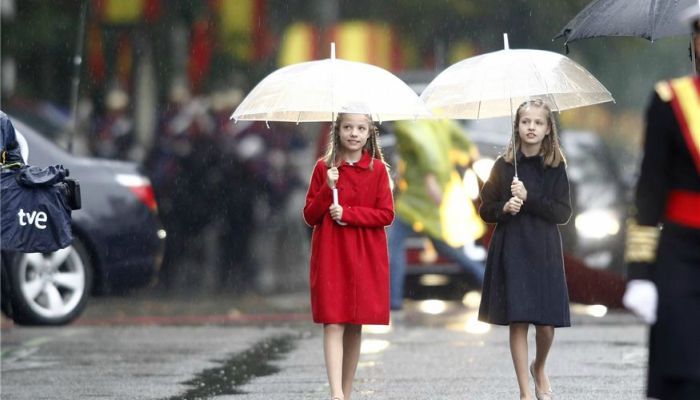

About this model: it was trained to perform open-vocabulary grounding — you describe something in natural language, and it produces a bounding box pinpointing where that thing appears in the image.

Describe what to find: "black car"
[559,129,627,272]
[1,117,166,325]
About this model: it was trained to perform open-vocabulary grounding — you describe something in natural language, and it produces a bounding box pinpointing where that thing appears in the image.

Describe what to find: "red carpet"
[564,252,625,309]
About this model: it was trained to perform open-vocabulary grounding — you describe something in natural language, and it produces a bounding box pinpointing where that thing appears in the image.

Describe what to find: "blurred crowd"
[87,84,310,295]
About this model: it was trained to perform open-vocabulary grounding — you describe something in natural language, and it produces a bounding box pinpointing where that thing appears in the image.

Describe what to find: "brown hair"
[503,99,566,168]
[322,113,388,170]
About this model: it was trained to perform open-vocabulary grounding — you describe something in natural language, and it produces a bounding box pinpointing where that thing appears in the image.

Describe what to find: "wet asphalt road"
[1,292,648,400]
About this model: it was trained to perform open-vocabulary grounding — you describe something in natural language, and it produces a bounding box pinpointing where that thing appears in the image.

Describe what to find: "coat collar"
[516,150,543,165]
[339,150,372,169]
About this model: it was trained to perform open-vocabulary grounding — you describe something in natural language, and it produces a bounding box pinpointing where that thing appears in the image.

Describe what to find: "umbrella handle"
[510,177,519,215]
[333,188,348,226]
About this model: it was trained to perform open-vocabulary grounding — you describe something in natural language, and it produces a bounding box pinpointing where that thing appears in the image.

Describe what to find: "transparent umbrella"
[420,34,614,175]
[231,44,433,124]
[232,43,433,214]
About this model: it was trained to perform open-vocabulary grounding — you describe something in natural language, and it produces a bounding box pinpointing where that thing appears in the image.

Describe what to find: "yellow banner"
[278,22,317,67]
[103,0,143,23]
[220,0,255,61]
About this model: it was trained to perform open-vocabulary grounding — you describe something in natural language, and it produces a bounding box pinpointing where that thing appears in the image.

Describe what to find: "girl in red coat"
[303,113,394,400]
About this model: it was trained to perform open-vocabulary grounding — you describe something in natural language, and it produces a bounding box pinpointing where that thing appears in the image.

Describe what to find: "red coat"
[303,152,394,325]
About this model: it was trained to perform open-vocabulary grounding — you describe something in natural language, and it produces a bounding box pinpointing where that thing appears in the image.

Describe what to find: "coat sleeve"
[303,161,333,227]
[479,158,511,224]
[1,112,17,149]
[342,164,395,228]
[520,164,572,224]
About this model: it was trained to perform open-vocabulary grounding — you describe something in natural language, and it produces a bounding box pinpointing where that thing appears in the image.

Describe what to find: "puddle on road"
[168,334,296,399]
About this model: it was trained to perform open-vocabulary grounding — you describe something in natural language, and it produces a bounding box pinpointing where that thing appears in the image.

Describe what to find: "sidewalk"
[76,287,640,327]
[74,288,314,325]
[2,284,642,328]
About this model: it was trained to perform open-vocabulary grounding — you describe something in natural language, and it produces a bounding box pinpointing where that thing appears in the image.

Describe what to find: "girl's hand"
[511,177,527,201]
[503,196,523,214]
[329,204,343,221]
[327,167,339,189]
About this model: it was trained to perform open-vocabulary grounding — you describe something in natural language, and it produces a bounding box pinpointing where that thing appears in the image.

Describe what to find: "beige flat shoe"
[530,359,553,400]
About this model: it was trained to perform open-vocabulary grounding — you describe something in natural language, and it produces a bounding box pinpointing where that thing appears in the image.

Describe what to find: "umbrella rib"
[476,57,487,119]
[649,0,657,39]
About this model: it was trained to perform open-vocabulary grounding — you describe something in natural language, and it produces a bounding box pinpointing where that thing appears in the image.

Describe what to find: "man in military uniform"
[623,4,700,399]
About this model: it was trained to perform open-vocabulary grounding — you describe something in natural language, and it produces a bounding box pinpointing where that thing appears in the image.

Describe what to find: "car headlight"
[575,209,620,239]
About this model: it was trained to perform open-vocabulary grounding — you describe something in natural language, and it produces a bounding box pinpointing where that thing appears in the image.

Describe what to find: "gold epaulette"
[654,80,673,102]
[624,218,660,263]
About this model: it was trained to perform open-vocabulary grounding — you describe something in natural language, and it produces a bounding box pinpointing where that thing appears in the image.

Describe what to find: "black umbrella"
[554,0,695,46]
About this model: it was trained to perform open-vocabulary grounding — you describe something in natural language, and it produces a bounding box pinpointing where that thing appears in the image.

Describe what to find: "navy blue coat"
[478,152,572,327]
[0,111,17,147]
[0,111,23,165]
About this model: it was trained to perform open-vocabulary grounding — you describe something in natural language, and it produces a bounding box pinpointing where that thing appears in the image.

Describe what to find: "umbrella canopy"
[554,0,696,44]
[231,46,433,123]
[420,39,614,120]
[421,35,614,176]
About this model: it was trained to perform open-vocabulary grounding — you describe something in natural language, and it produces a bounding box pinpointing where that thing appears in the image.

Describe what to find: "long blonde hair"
[503,99,566,168]
[322,113,388,170]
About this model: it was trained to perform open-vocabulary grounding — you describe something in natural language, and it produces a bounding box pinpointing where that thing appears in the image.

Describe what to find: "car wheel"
[7,239,93,326]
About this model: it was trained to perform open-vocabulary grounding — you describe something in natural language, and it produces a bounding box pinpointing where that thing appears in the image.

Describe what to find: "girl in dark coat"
[478,99,572,400]
[303,113,394,400]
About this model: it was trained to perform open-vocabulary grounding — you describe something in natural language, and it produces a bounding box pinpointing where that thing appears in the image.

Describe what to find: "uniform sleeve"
[342,163,395,228]
[520,164,572,224]
[479,158,511,223]
[625,90,672,281]
[635,92,673,226]
[303,161,333,227]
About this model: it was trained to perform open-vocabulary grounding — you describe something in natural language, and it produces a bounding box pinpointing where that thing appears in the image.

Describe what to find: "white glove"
[622,280,658,325]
